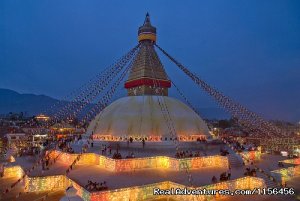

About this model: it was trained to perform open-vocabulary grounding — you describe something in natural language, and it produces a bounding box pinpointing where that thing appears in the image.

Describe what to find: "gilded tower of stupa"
[125,13,171,96]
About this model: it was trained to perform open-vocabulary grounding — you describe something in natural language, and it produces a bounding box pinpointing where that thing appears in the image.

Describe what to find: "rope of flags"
[62,44,139,180]
[155,44,288,139]
[2,45,140,199]
[42,45,139,200]
[146,43,195,188]
[80,45,140,125]
[54,45,139,122]
[21,63,107,131]
[19,45,139,132]
[67,46,140,121]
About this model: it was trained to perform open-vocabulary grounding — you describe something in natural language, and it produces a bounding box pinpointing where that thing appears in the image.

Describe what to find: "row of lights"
[49,150,228,172]
[92,135,206,141]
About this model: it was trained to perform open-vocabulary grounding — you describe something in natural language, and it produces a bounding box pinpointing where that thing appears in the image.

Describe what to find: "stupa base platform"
[1,148,299,201]
[70,141,224,158]
[0,166,266,201]
[95,140,220,149]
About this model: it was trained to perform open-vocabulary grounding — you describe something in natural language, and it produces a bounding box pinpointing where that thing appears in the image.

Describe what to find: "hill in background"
[0,88,233,120]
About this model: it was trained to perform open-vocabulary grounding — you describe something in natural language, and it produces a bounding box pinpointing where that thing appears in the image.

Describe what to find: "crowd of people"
[211,170,232,183]
[57,135,90,153]
[18,147,42,156]
[58,139,75,153]
[41,155,51,170]
[110,151,138,159]
[99,144,138,159]
[100,145,112,155]
[175,150,204,158]
[112,152,122,159]
[244,167,256,176]
[219,171,231,181]
[222,137,258,153]
[85,180,108,192]
[126,137,146,148]
[278,161,285,167]
[125,152,135,158]
[220,147,229,156]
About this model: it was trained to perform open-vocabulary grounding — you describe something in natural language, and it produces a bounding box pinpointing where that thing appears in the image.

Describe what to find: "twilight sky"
[1,0,300,122]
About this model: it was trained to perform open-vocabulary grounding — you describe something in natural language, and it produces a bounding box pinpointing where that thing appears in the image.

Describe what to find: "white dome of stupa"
[87,96,210,141]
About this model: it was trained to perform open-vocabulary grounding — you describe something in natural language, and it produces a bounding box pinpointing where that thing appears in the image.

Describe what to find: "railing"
[2,165,24,178]
[2,164,265,201]
[271,166,300,184]
[25,174,69,192]
[48,150,229,172]
[89,177,265,201]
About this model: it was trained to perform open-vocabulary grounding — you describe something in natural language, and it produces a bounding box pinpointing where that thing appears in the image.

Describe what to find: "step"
[256,172,279,188]
[227,154,244,167]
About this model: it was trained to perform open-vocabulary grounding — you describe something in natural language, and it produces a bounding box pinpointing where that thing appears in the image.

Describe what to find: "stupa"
[2,14,296,201]
[87,13,211,146]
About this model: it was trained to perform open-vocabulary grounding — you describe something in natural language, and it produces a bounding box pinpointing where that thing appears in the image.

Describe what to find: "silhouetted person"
[228,172,231,179]
[212,176,217,183]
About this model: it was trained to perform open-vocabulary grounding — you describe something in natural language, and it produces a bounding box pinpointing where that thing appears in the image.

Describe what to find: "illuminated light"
[240,150,262,162]
[8,155,16,163]
[88,177,265,201]
[92,134,206,142]
[25,175,70,192]
[271,166,300,184]
[35,114,50,121]
[3,165,24,178]
[279,158,300,165]
[6,163,265,201]
[32,134,47,137]
[48,150,228,172]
